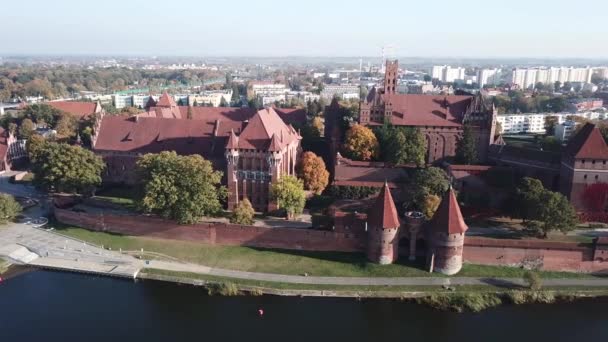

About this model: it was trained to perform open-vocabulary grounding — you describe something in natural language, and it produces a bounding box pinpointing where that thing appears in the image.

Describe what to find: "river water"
[1,270,607,342]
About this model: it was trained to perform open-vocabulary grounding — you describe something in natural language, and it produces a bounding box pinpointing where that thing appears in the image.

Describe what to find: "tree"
[455,125,477,165]
[524,271,542,290]
[377,124,426,166]
[0,194,22,225]
[297,152,329,195]
[219,97,229,107]
[136,151,226,224]
[311,117,324,137]
[270,175,306,220]
[514,177,545,221]
[18,118,36,139]
[421,194,441,219]
[230,198,255,225]
[544,116,559,135]
[31,142,104,194]
[514,177,578,237]
[27,134,46,163]
[54,112,78,139]
[22,104,62,127]
[404,167,450,210]
[423,75,432,82]
[525,190,578,238]
[342,124,379,161]
[554,81,562,91]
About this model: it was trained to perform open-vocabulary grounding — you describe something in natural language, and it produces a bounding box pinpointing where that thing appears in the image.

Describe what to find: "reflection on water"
[1,270,607,342]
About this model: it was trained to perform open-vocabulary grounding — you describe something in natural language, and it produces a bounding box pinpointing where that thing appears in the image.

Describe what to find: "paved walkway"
[3,224,608,287]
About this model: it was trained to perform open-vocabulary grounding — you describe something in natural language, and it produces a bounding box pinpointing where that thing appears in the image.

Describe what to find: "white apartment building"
[511,67,595,89]
[431,65,465,83]
[497,111,608,134]
[249,82,287,98]
[188,90,233,107]
[320,84,360,100]
[478,68,502,88]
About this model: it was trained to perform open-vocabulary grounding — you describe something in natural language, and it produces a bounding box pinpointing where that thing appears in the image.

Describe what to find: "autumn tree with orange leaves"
[342,124,379,161]
[297,152,329,195]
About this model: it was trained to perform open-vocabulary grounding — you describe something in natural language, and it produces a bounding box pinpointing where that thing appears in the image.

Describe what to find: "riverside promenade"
[3,224,608,289]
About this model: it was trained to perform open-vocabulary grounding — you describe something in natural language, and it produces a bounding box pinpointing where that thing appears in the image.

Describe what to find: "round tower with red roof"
[366,183,401,264]
[427,187,469,275]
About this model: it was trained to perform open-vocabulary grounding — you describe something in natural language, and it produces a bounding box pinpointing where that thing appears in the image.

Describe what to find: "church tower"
[384,60,398,96]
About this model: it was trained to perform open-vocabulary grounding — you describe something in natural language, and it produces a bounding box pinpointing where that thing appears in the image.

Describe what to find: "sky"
[3,0,608,58]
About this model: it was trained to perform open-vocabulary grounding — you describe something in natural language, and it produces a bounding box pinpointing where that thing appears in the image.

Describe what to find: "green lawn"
[55,225,597,279]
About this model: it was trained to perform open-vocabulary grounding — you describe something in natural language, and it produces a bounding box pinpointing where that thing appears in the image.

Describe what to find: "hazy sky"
[3,0,608,58]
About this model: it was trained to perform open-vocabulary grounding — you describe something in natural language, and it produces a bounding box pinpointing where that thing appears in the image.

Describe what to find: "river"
[1,270,607,341]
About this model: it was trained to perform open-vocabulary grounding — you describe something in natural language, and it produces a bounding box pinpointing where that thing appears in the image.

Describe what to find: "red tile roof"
[385,94,472,127]
[430,188,468,234]
[367,182,400,229]
[564,123,608,160]
[333,155,410,188]
[226,129,239,149]
[236,108,300,150]
[95,107,302,160]
[156,92,177,107]
[46,101,98,120]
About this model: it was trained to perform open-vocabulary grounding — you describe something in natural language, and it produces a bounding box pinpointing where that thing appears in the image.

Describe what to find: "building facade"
[360,60,497,163]
[92,93,305,213]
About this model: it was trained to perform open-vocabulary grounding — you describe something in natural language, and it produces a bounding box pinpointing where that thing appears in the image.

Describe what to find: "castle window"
[592,160,596,165]
[596,175,599,180]
[582,160,586,164]
[584,174,588,180]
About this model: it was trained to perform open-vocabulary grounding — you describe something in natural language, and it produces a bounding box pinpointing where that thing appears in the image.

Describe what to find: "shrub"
[230,199,255,225]
[0,194,22,225]
[523,271,542,290]
[418,293,502,313]
[207,282,240,296]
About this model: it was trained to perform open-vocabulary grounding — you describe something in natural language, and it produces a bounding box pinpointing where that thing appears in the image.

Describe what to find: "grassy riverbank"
[140,268,608,312]
[55,225,597,279]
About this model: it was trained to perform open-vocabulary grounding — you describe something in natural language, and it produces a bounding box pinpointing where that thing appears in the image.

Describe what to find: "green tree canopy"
[18,118,36,140]
[270,175,306,220]
[455,125,477,165]
[136,151,226,224]
[0,194,22,225]
[512,177,578,237]
[375,124,426,166]
[31,142,104,194]
[404,167,450,210]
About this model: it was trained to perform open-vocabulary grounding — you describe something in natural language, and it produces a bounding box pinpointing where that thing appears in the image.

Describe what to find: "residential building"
[568,98,604,112]
[497,111,608,134]
[511,67,594,89]
[320,84,360,100]
[431,65,465,83]
[188,90,233,107]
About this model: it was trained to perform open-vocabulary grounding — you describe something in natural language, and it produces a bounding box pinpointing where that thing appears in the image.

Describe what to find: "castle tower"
[266,133,283,212]
[225,129,240,210]
[384,60,398,96]
[366,183,401,264]
[428,188,469,275]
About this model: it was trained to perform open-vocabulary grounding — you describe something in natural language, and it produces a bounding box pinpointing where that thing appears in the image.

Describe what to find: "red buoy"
[258,309,264,316]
